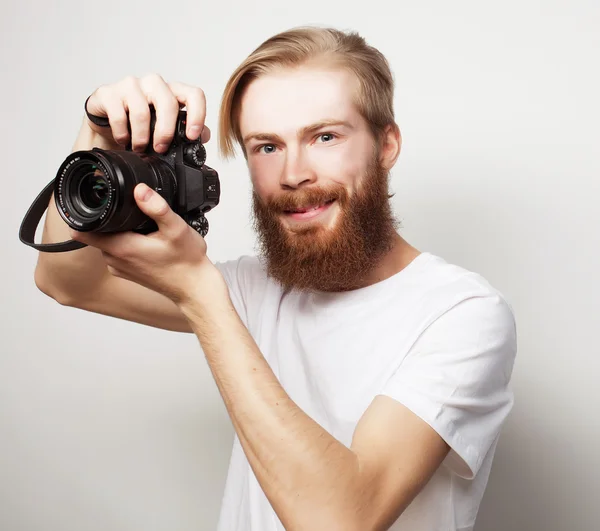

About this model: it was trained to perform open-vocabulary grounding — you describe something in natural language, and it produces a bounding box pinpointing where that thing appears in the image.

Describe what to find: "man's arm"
[179,272,450,531]
[34,74,212,334]
[36,168,193,333]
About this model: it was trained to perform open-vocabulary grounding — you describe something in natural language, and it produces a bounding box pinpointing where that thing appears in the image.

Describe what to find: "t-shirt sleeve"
[379,293,517,480]
[213,255,269,330]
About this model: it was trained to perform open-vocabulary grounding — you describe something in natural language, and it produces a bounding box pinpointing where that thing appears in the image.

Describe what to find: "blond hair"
[218,26,397,160]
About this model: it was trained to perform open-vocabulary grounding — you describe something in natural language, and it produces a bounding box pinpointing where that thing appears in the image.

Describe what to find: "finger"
[120,76,151,152]
[106,264,123,279]
[134,183,181,236]
[69,229,113,251]
[69,229,139,256]
[87,87,130,146]
[168,82,207,142]
[103,253,127,279]
[201,125,211,143]
[140,74,180,152]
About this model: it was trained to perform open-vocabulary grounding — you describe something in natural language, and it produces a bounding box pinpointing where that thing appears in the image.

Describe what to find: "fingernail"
[155,143,167,152]
[189,125,202,138]
[140,185,153,202]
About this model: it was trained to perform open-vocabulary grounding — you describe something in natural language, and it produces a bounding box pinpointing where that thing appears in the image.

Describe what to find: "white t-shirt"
[213,251,517,531]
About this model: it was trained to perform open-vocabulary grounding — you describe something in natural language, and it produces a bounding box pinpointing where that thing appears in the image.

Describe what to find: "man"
[34,26,517,531]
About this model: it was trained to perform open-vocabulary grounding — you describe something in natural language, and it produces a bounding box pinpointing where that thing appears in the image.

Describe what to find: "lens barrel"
[54,149,175,232]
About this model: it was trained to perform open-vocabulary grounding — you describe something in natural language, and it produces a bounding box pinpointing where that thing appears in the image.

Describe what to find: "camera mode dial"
[184,143,207,167]
[189,214,209,237]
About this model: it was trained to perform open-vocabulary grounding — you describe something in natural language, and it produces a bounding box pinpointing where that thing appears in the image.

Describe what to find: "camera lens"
[55,149,176,233]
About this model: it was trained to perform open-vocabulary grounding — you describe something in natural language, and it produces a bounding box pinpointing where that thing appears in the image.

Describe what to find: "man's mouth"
[283,199,336,221]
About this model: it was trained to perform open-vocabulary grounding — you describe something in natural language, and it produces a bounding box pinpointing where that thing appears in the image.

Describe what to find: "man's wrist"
[176,260,230,314]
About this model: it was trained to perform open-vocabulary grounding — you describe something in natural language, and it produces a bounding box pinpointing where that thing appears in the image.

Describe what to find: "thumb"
[134,184,178,233]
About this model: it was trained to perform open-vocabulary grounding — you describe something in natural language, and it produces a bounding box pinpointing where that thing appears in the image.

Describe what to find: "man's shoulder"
[419,252,511,302]
[407,252,516,335]
[212,255,273,327]
[214,254,276,302]
[215,254,265,280]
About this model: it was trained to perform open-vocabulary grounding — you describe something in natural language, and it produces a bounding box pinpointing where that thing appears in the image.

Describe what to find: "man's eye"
[258,144,277,154]
[317,133,337,143]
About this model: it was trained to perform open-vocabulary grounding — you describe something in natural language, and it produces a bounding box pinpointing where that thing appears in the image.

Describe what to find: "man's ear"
[379,123,402,170]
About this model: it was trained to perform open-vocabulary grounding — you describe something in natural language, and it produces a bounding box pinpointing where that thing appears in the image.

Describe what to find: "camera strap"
[84,94,111,127]
[19,96,111,253]
[19,179,88,252]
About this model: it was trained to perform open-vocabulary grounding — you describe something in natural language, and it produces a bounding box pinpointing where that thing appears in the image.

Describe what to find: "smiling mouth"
[282,199,337,222]
[284,199,336,214]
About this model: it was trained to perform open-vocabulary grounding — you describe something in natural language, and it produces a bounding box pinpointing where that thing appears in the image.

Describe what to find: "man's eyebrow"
[243,120,354,145]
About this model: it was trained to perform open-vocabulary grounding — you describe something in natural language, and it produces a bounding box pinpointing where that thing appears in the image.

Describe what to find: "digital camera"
[19,105,220,253]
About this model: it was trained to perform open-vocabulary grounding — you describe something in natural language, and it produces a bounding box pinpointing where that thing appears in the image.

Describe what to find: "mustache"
[258,184,349,213]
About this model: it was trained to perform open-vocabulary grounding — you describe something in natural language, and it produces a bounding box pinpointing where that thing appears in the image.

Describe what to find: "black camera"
[20,105,220,253]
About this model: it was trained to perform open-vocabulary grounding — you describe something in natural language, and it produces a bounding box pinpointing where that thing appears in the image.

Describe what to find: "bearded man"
[33,26,517,531]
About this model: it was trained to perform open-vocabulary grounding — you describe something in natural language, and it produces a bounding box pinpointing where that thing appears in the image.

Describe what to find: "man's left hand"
[70,183,215,305]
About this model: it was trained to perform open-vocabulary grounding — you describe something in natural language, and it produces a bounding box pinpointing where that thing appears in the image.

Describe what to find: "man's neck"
[360,234,422,289]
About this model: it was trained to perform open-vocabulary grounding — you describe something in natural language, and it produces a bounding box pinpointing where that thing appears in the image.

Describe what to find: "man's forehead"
[238,67,360,135]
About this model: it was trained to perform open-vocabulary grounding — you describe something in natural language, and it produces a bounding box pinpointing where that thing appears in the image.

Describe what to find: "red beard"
[250,155,401,293]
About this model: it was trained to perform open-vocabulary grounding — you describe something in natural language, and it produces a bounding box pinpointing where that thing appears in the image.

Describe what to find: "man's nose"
[279,148,317,189]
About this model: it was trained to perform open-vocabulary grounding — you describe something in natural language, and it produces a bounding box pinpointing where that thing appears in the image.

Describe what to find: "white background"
[1,1,599,529]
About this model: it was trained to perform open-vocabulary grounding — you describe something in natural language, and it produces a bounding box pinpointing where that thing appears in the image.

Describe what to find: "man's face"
[238,65,399,293]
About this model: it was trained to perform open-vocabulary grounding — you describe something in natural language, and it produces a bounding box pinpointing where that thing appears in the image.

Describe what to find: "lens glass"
[67,161,112,218]
[79,169,109,210]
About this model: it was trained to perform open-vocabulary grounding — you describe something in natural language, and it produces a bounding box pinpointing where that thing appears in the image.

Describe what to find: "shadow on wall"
[475,403,594,531]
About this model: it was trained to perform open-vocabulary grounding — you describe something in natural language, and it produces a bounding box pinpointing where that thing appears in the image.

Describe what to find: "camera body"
[53,108,220,238]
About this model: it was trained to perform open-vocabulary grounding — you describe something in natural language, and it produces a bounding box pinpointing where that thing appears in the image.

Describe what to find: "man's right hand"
[84,74,211,153]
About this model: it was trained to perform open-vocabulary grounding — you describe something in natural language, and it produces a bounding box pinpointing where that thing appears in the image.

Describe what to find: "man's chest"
[252,300,420,443]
